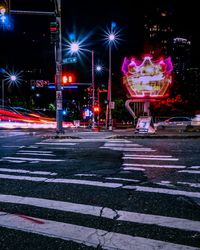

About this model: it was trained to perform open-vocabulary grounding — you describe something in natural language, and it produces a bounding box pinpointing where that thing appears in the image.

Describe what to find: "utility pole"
[9,0,63,133]
[54,0,63,133]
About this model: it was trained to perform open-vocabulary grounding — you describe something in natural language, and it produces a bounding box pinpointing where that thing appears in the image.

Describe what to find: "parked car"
[191,114,200,126]
[154,116,192,129]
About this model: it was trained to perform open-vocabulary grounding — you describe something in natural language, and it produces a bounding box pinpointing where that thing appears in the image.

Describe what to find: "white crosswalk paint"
[123,163,185,169]
[16,152,55,156]
[0,212,199,250]
[178,170,200,174]
[177,182,200,188]
[18,150,54,153]
[123,167,145,171]
[0,168,57,175]
[0,174,122,188]
[100,146,156,152]
[2,157,64,162]
[104,143,142,147]
[124,154,173,158]
[123,185,200,199]
[36,142,77,145]
[123,156,178,161]
[105,177,140,182]
[0,194,200,233]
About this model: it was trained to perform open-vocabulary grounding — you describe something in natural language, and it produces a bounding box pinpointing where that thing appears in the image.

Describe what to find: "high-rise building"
[144,5,174,57]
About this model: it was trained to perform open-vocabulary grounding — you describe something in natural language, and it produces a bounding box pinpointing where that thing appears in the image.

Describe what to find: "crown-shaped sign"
[122,55,173,98]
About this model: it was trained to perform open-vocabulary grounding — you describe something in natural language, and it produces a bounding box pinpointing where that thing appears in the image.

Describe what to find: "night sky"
[0,0,199,83]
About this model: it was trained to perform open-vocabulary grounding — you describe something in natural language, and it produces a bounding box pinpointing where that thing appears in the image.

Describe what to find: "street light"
[69,42,96,128]
[1,73,18,108]
[106,32,115,131]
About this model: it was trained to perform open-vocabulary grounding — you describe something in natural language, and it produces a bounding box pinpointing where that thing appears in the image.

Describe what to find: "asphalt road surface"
[0,130,200,249]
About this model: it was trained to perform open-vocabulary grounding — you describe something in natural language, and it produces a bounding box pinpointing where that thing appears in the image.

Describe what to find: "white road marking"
[16,153,55,156]
[123,185,200,199]
[36,142,77,145]
[0,212,198,250]
[0,174,122,188]
[18,150,53,153]
[190,166,200,169]
[123,167,145,171]
[0,168,57,175]
[0,194,200,233]
[100,146,156,152]
[2,157,64,162]
[104,143,142,147]
[178,170,200,174]
[177,182,200,188]
[105,177,140,182]
[123,156,179,161]
[123,163,185,169]
[124,154,173,158]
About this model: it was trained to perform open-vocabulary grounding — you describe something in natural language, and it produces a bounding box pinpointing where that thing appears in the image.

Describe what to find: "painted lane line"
[123,185,200,199]
[0,212,199,250]
[2,157,64,162]
[0,168,57,176]
[178,170,200,174]
[74,174,98,177]
[2,145,23,148]
[105,177,140,182]
[123,163,185,169]
[103,143,142,147]
[36,142,76,146]
[0,174,122,188]
[123,156,178,161]
[124,154,173,158]
[16,153,55,156]
[18,150,53,153]
[177,182,200,188]
[190,166,200,169]
[6,160,26,163]
[123,167,145,171]
[0,194,200,233]
[100,147,156,152]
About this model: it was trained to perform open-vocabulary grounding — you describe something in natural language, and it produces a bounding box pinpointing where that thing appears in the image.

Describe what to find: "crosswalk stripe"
[2,157,64,162]
[36,142,76,145]
[0,194,199,232]
[179,170,200,174]
[123,163,185,169]
[123,185,200,199]
[100,146,156,152]
[124,154,173,158]
[0,212,199,250]
[123,156,178,161]
[0,174,122,188]
[16,152,55,156]
[0,168,57,175]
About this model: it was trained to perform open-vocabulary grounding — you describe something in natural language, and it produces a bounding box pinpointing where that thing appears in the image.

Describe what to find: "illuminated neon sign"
[122,55,173,98]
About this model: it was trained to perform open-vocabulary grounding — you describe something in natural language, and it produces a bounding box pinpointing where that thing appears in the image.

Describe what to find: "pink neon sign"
[122,55,173,98]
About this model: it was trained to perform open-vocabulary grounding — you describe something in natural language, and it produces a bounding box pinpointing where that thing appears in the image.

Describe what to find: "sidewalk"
[42,127,200,140]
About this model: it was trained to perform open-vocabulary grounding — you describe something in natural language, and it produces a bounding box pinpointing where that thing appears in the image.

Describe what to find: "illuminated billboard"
[122,55,173,98]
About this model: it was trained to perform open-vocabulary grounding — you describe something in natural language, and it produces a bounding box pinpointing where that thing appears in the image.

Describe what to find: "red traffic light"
[93,106,100,113]
[62,73,75,85]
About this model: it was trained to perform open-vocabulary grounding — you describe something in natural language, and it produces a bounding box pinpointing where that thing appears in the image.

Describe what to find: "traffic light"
[50,21,59,44]
[93,105,100,113]
[62,73,75,85]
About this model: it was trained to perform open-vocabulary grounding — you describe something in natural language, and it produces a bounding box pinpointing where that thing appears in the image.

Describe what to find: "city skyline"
[0,0,199,82]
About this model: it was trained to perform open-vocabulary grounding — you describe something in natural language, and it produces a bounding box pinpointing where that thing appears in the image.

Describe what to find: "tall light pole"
[107,33,115,131]
[91,50,95,128]
[1,74,17,108]
[69,42,95,128]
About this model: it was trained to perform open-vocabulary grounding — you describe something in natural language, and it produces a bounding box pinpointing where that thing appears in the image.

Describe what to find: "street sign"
[62,57,77,64]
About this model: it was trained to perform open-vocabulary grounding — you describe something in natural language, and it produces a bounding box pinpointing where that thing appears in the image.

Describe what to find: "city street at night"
[0,129,200,249]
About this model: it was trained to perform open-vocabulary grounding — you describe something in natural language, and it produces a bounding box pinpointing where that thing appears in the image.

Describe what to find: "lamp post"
[107,33,115,130]
[1,79,5,108]
[1,74,17,108]
[69,42,95,128]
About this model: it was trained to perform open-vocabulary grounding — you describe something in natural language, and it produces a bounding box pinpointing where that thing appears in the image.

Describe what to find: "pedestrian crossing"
[0,138,200,249]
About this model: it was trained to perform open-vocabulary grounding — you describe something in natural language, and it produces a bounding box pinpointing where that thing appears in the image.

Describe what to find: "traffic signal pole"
[54,0,64,133]
[9,0,64,133]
